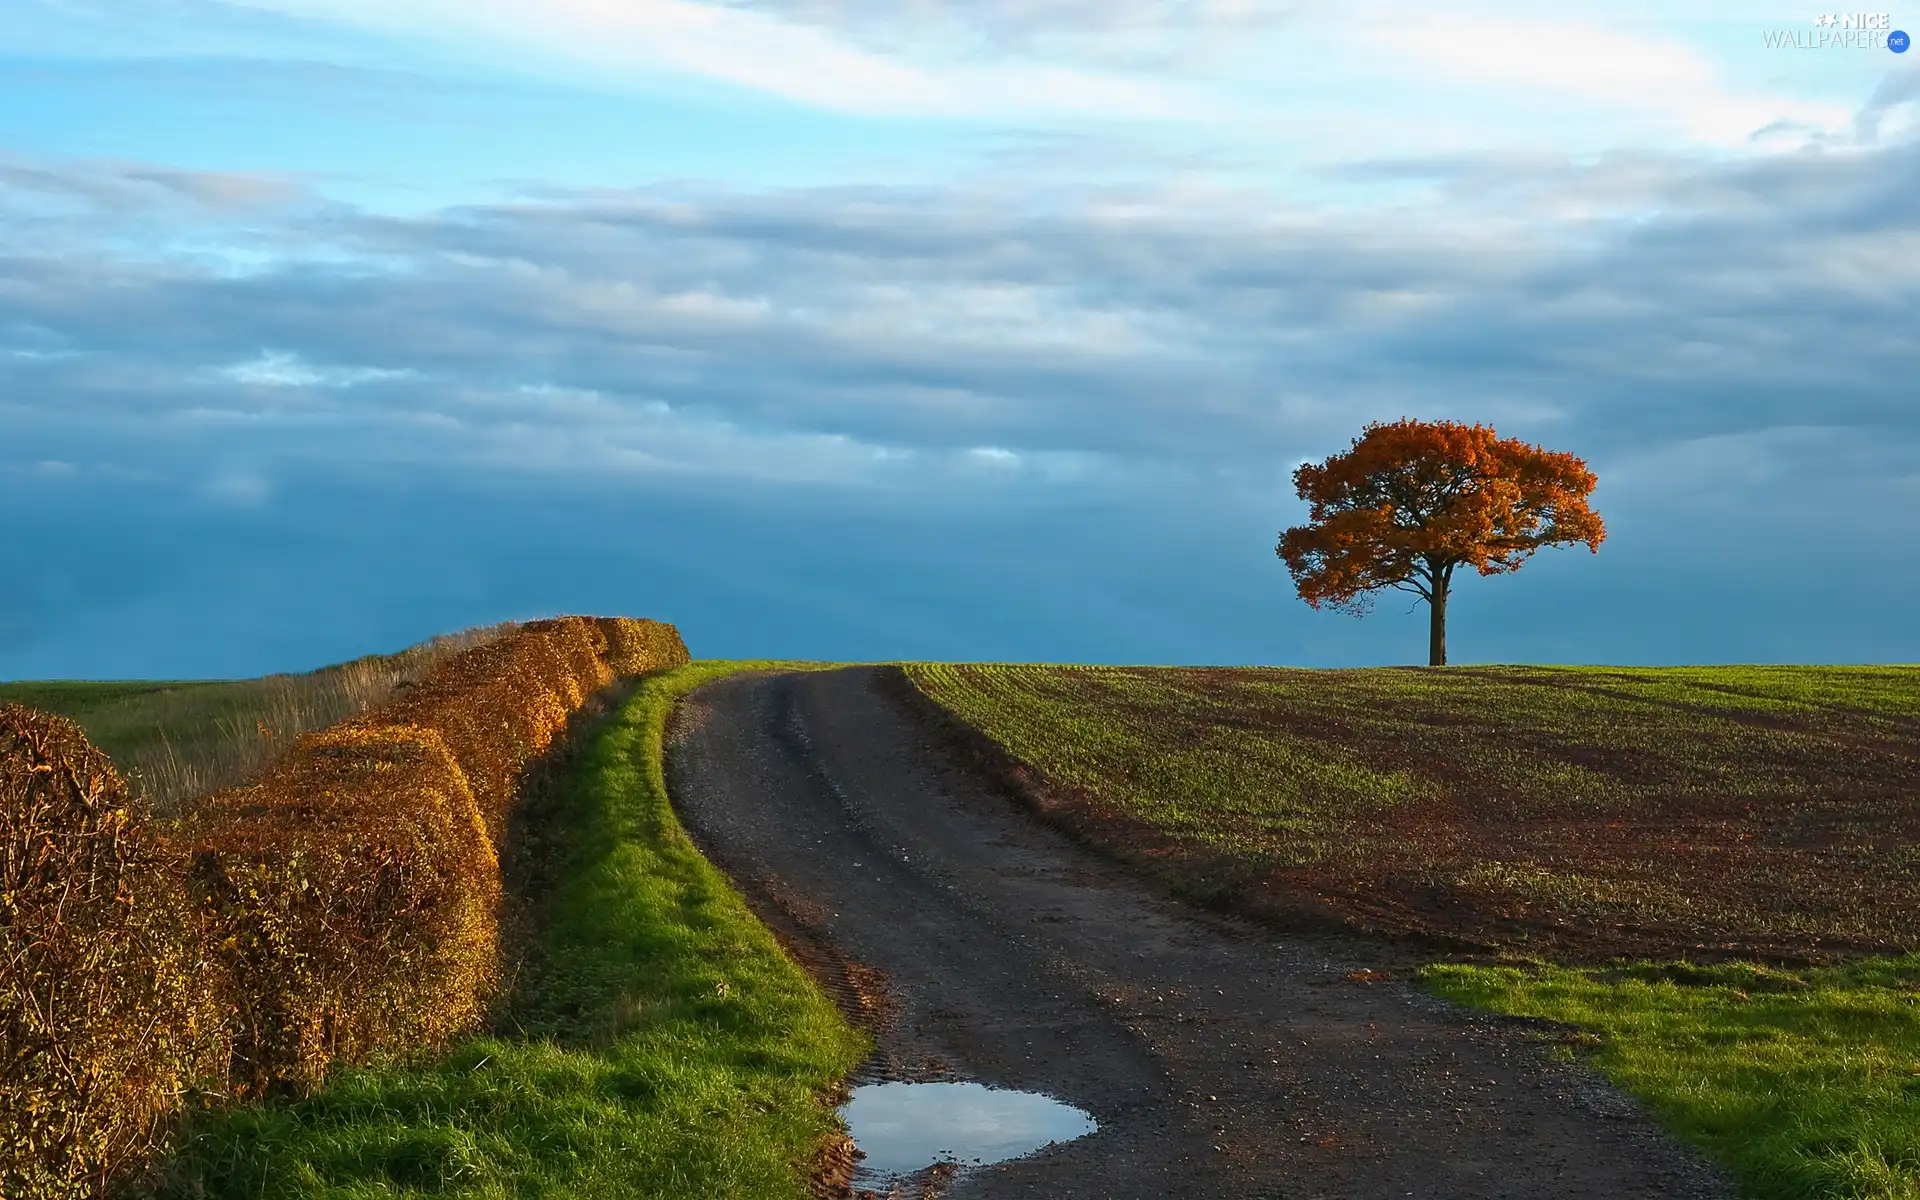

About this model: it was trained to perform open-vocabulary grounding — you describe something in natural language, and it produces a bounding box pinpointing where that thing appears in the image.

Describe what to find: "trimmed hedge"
[375,617,607,842]
[180,724,499,1098]
[1,615,690,1195]
[181,616,689,1096]
[592,616,691,678]
[0,707,223,1200]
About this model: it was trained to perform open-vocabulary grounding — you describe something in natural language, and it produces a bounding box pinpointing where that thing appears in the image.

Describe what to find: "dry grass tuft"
[124,623,520,815]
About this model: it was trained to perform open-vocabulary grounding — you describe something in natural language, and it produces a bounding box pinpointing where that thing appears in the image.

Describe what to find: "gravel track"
[664,666,1736,1200]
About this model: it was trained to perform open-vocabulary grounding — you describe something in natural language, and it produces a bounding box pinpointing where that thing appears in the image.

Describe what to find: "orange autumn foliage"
[177,616,689,1098]
[0,708,225,1199]
[1276,419,1605,665]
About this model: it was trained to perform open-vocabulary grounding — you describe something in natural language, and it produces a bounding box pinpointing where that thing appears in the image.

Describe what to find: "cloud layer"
[4,1,1918,672]
[6,140,1915,490]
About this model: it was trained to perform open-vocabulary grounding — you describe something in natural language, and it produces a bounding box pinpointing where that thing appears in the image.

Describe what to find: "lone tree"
[1277,418,1605,666]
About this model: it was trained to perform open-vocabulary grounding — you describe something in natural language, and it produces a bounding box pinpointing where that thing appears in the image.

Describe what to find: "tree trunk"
[1428,575,1448,667]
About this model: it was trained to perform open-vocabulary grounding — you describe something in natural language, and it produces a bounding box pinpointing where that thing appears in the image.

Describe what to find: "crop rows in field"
[905,663,1920,962]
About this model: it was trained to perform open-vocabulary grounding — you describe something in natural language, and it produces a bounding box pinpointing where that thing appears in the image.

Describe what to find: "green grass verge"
[1421,958,1920,1200]
[156,660,868,1199]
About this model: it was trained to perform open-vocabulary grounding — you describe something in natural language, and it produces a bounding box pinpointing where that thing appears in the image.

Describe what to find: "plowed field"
[903,664,1920,963]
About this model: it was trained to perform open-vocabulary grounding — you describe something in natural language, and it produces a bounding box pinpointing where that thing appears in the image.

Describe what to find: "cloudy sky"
[4,0,1916,676]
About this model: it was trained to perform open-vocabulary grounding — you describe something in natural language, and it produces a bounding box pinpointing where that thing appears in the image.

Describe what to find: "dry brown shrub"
[376,617,611,842]
[0,706,224,1199]
[593,616,691,678]
[179,615,688,1097]
[179,724,498,1098]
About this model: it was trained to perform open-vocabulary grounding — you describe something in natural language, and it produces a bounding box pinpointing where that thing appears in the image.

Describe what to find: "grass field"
[153,662,867,1199]
[0,677,281,810]
[906,662,1920,1199]
[0,626,508,812]
[0,679,237,761]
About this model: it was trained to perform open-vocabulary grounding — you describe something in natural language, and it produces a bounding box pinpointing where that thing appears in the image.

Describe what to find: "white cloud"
[1368,14,1854,146]
[24,0,1896,181]
[219,350,414,387]
[228,0,1205,117]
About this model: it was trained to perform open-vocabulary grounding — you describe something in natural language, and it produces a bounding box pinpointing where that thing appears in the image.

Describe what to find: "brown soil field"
[901,662,1920,964]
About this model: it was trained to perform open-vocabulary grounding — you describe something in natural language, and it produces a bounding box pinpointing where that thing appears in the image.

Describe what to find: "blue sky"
[4,0,1917,677]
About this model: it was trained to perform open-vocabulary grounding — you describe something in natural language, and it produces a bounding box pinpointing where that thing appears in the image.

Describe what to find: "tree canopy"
[1276,418,1605,665]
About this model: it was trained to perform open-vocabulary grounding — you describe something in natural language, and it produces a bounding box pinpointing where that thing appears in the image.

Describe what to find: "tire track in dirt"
[664,666,1736,1199]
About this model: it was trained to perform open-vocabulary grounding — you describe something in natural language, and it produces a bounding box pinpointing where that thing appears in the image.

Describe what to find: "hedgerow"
[0,616,690,1196]
[0,707,224,1200]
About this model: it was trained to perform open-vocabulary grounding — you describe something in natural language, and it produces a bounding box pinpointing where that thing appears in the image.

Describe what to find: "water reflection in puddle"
[841,1081,1098,1183]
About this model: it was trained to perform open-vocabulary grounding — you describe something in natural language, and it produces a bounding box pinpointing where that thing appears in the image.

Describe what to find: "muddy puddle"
[841,1081,1098,1185]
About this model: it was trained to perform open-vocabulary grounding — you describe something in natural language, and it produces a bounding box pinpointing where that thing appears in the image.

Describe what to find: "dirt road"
[665,667,1734,1200]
